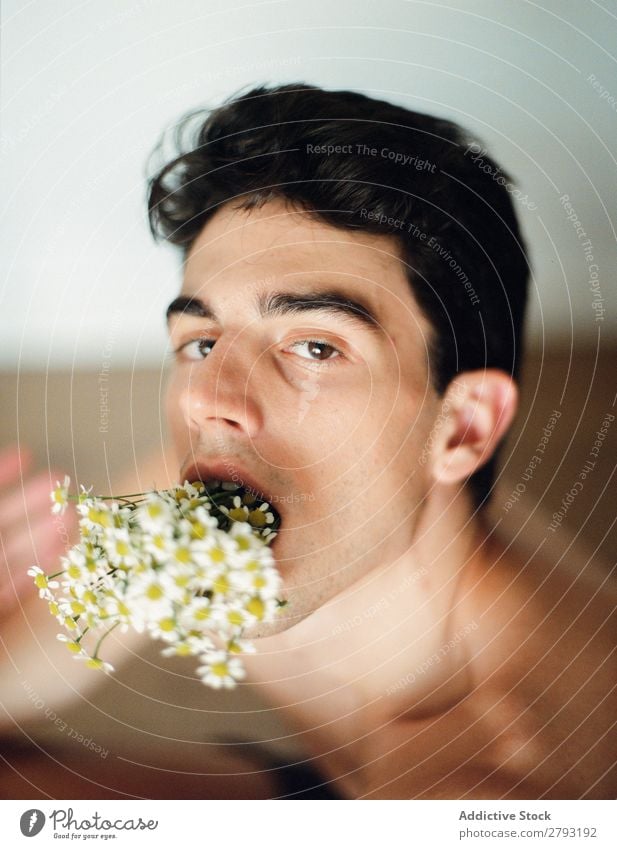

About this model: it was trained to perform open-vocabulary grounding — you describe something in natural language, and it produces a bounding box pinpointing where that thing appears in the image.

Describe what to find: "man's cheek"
[165,382,189,454]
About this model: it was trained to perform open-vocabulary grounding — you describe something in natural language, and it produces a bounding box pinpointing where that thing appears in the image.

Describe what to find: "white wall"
[1,0,615,368]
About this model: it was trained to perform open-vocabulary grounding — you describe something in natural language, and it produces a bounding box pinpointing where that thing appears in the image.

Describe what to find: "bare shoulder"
[354,539,616,800]
[465,538,617,798]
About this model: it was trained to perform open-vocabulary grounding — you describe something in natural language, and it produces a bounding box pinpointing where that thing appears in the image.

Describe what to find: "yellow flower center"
[213,574,229,595]
[227,610,244,627]
[248,509,266,527]
[88,507,110,527]
[146,583,164,600]
[190,521,207,540]
[174,547,191,564]
[229,507,248,522]
[246,596,265,620]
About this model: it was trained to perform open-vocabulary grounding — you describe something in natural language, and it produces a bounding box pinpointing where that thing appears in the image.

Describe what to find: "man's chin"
[242,605,311,639]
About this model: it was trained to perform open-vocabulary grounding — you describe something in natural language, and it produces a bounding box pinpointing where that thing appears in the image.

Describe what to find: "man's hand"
[0,444,172,732]
[0,445,77,621]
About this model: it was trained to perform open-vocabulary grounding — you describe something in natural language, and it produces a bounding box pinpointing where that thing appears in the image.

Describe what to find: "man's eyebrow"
[166,295,214,322]
[166,288,383,334]
[258,289,383,333]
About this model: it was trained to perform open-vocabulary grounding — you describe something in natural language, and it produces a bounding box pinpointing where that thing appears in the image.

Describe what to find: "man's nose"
[179,337,263,439]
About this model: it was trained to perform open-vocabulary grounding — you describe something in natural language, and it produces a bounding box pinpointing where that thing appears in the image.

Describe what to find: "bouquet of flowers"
[29,476,283,689]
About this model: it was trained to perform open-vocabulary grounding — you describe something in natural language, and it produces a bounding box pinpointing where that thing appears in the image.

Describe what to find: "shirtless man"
[3,83,615,799]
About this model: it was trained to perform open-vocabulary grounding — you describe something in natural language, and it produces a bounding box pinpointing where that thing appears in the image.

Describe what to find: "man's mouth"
[180,458,283,540]
[180,459,272,503]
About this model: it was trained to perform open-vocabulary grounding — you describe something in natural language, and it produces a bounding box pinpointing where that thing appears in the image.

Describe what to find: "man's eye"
[288,340,341,362]
[176,338,215,360]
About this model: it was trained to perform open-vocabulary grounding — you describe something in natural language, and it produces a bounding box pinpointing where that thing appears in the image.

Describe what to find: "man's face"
[165,197,440,633]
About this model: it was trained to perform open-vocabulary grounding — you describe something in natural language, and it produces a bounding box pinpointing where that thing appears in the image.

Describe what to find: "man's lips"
[180,459,273,504]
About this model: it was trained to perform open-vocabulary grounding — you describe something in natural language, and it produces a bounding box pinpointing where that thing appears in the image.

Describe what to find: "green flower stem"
[92,622,120,659]
[75,627,89,644]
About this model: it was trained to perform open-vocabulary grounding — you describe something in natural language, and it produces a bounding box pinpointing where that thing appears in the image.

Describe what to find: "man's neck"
[246,485,489,740]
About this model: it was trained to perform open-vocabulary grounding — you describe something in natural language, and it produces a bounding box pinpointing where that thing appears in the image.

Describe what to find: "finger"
[0,510,77,618]
[0,494,75,620]
[0,557,37,612]
[2,510,75,569]
[0,444,33,489]
[0,472,61,529]
[0,520,64,616]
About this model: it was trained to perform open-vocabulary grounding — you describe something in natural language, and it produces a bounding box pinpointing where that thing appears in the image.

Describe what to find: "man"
[147,83,616,798]
[2,83,614,799]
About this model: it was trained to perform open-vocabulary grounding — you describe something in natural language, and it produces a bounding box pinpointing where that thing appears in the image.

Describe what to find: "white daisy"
[135,493,174,533]
[178,596,214,630]
[80,656,115,674]
[211,602,251,637]
[197,650,246,689]
[37,477,283,690]
[149,614,182,642]
[161,632,213,657]
[56,633,88,659]
[28,566,59,599]
[50,475,71,515]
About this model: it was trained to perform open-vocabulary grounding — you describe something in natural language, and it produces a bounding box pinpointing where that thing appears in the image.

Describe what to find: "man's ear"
[429,369,518,484]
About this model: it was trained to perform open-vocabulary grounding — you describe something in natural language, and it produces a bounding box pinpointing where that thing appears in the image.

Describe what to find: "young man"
[1,83,614,800]
[148,83,616,798]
